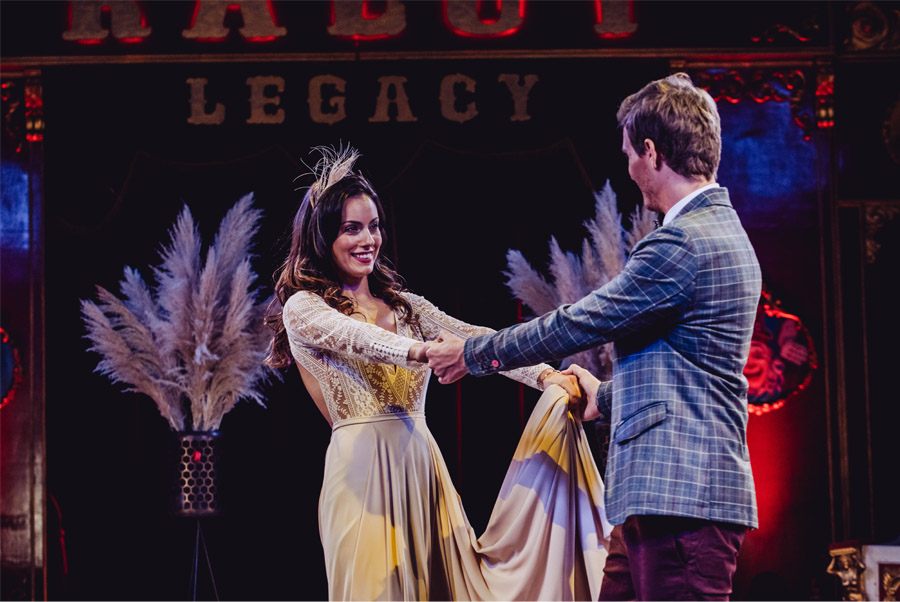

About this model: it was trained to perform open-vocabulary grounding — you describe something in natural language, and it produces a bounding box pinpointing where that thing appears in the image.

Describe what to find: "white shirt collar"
[662,182,718,226]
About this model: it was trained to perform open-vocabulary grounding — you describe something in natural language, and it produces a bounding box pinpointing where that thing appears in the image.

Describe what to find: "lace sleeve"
[283,291,420,367]
[403,292,553,390]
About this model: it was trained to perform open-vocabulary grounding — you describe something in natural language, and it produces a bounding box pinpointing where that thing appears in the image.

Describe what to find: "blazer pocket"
[614,402,669,444]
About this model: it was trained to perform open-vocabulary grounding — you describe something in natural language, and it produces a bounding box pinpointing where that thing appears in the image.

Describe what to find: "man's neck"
[658,176,714,215]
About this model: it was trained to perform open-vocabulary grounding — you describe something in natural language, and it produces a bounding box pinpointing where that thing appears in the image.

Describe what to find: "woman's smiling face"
[331,193,382,286]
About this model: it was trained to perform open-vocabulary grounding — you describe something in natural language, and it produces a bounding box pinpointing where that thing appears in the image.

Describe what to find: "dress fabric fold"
[283,290,610,601]
[319,387,609,601]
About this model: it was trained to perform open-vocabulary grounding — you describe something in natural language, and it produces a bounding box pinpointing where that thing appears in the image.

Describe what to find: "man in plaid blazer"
[427,73,761,600]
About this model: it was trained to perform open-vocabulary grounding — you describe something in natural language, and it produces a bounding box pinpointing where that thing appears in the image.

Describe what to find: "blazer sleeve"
[464,227,697,375]
[404,292,554,390]
[595,380,613,423]
[282,291,420,368]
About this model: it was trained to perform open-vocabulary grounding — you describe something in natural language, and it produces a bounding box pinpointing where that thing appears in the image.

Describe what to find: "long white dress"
[283,290,610,601]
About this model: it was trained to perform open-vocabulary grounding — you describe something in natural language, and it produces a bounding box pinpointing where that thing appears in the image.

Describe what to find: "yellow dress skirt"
[318,384,610,600]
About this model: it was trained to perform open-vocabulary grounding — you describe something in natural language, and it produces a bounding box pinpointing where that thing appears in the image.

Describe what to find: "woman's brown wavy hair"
[264,150,419,369]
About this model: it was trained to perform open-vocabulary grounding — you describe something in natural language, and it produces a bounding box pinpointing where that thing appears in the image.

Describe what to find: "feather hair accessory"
[298,144,361,208]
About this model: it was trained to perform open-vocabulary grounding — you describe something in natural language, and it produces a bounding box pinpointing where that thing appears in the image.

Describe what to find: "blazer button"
[491,359,500,368]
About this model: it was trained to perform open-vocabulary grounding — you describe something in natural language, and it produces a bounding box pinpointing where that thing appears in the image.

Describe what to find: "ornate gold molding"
[845,2,900,52]
[837,200,900,264]
[882,563,900,601]
[864,204,900,264]
[684,66,832,140]
[828,545,867,600]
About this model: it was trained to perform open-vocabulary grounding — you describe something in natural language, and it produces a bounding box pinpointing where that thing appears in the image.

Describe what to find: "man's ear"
[643,138,662,170]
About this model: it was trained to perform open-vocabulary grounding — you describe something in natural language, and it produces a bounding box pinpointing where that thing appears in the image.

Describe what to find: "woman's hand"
[540,369,584,415]
[407,341,431,363]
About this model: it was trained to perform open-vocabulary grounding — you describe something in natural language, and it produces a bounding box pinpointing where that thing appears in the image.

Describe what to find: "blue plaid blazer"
[465,187,761,528]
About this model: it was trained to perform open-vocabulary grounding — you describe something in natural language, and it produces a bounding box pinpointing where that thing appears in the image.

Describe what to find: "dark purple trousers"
[598,516,747,601]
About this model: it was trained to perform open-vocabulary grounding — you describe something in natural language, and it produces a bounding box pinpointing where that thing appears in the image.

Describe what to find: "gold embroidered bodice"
[283,291,552,425]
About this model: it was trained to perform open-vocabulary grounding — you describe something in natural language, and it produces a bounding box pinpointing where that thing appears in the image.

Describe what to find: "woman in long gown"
[265,147,610,601]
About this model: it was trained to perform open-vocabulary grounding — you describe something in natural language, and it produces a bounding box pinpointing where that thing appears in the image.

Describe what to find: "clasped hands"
[539,365,602,421]
[412,331,602,421]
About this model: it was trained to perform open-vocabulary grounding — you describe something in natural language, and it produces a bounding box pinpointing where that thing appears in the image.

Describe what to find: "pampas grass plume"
[505,181,652,378]
[81,195,275,431]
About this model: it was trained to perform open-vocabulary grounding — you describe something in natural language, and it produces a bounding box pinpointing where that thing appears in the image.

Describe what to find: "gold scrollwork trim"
[864,205,900,264]
[881,563,900,601]
[837,200,900,265]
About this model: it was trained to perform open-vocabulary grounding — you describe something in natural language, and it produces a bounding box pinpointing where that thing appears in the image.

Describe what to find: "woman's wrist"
[537,368,559,390]
[408,342,427,363]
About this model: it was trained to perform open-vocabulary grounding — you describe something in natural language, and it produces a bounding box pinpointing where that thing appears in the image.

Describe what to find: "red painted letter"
[328,1,406,40]
[594,0,637,39]
[62,1,150,44]
[444,0,525,38]
[183,1,286,42]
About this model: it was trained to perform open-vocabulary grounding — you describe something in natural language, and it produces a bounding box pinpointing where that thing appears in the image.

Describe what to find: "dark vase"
[175,431,221,517]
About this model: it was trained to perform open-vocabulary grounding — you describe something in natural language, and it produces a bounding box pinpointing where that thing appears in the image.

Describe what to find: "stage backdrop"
[41,62,834,602]
[1,1,842,599]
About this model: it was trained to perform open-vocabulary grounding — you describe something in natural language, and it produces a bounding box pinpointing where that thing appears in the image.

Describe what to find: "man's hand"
[426,331,469,384]
[562,363,602,421]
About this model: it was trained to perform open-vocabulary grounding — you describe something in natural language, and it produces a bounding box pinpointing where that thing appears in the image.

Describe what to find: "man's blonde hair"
[617,73,721,180]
